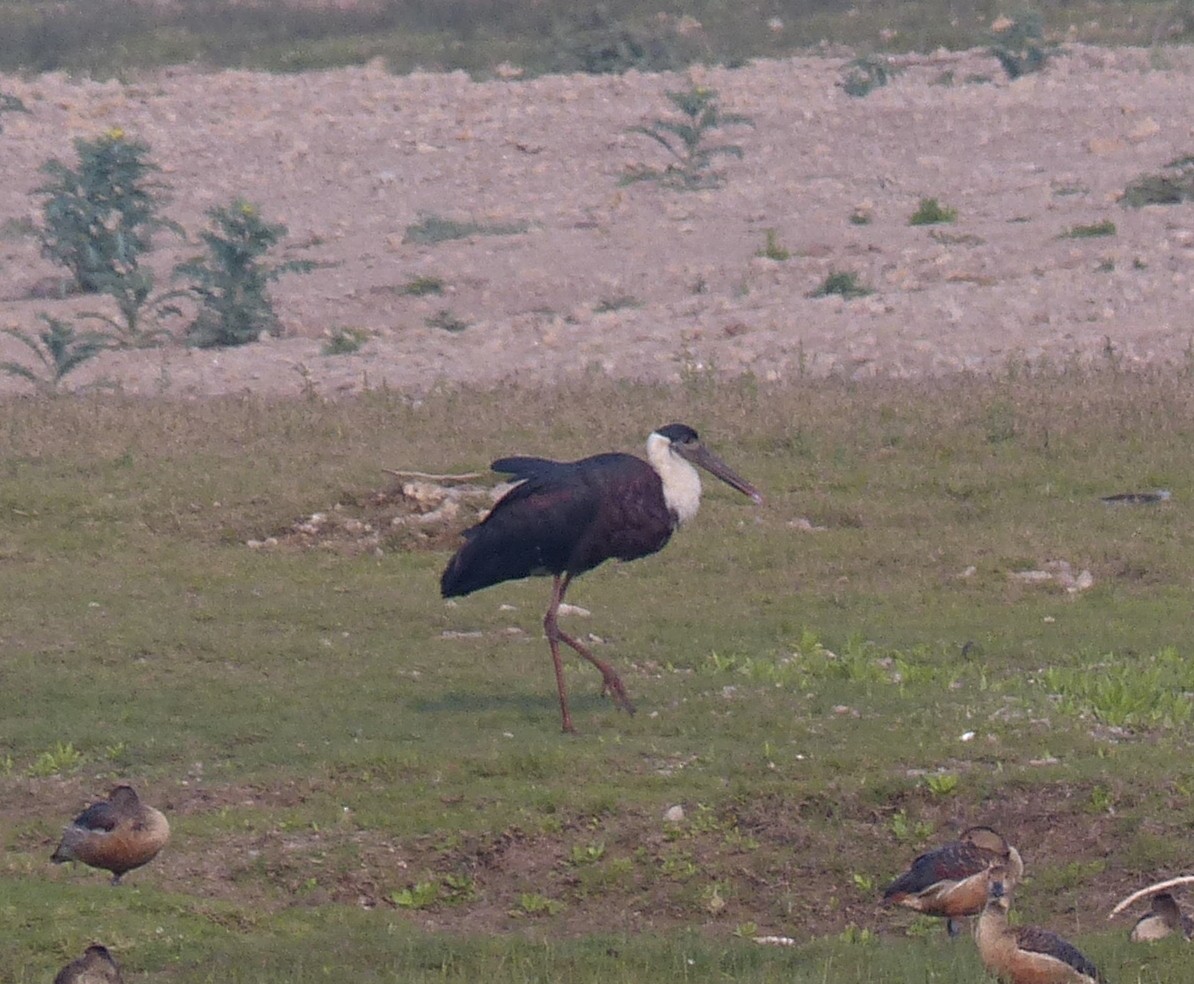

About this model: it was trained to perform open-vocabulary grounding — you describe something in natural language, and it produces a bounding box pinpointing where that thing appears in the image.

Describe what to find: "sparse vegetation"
[177,199,317,348]
[426,309,469,332]
[1121,154,1194,206]
[989,11,1053,79]
[322,326,370,355]
[909,197,958,226]
[755,228,790,261]
[0,90,29,132]
[0,315,108,393]
[403,214,528,246]
[1062,219,1116,238]
[400,275,446,296]
[593,294,641,313]
[810,270,871,298]
[623,86,753,191]
[839,55,891,97]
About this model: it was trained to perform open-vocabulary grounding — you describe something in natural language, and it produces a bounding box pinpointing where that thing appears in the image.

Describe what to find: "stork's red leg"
[548,575,636,717]
[544,575,575,733]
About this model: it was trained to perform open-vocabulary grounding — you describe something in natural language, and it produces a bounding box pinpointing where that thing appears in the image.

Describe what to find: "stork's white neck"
[646,431,701,526]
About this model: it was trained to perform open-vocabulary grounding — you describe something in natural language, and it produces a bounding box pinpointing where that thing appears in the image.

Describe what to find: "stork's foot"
[599,672,636,715]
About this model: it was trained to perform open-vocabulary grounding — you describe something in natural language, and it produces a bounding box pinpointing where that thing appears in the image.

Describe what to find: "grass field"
[0,0,1191,77]
[1,370,1192,981]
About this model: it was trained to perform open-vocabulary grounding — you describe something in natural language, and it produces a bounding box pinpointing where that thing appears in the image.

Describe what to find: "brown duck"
[883,825,1024,936]
[54,944,124,984]
[1128,891,1192,942]
[51,785,170,885]
[976,864,1106,984]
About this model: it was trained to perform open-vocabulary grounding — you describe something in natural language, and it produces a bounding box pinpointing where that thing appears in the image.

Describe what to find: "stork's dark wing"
[441,466,599,597]
[884,841,988,898]
[71,800,120,833]
[1015,927,1103,980]
[491,456,571,481]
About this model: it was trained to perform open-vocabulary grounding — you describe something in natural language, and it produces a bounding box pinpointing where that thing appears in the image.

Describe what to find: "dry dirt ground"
[2,44,1194,399]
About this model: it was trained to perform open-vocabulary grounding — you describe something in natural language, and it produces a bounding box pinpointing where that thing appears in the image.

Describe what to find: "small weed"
[837,924,877,945]
[1,216,37,241]
[732,921,759,939]
[441,873,477,904]
[839,55,891,97]
[910,197,957,226]
[755,228,790,261]
[1096,258,1115,273]
[177,198,318,349]
[0,752,13,775]
[426,309,469,333]
[851,872,876,893]
[512,893,562,916]
[889,810,933,843]
[924,773,959,797]
[322,326,370,355]
[568,841,606,866]
[810,270,871,299]
[848,205,873,225]
[623,85,753,191]
[1087,786,1114,814]
[551,8,685,75]
[929,229,984,246]
[1062,219,1116,238]
[28,741,84,777]
[593,295,641,314]
[1,315,108,393]
[989,11,1053,79]
[399,275,445,296]
[1042,648,1194,727]
[403,214,527,245]
[391,880,439,909]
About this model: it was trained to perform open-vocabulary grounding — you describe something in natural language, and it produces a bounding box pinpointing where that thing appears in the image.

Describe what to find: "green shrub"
[909,197,957,225]
[550,9,684,75]
[989,11,1052,79]
[1062,219,1116,238]
[810,270,871,299]
[177,199,316,349]
[624,86,753,191]
[1,315,108,393]
[839,55,890,97]
[1121,155,1194,207]
[322,326,370,355]
[36,129,180,295]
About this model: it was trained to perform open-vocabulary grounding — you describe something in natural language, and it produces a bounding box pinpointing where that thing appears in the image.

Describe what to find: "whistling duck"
[1129,891,1192,942]
[54,944,124,984]
[51,785,170,885]
[976,864,1106,984]
[883,825,1025,935]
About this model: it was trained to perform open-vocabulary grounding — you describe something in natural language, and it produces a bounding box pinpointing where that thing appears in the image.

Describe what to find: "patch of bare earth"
[2,44,1194,399]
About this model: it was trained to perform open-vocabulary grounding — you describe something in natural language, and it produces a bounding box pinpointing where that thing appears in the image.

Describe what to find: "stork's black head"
[655,423,700,445]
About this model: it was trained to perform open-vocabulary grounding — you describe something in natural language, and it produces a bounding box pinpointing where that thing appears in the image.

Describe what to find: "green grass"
[0,0,1188,78]
[2,373,1193,981]
[1062,219,1117,239]
[403,215,529,246]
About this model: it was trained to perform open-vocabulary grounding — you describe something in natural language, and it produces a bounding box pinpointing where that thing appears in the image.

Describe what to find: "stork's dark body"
[439,423,762,733]
[441,453,676,598]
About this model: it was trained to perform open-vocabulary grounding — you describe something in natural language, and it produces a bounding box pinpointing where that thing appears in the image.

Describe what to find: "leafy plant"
[924,773,959,796]
[568,841,606,866]
[989,11,1052,79]
[36,129,181,295]
[1,315,108,393]
[177,199,317,349]
[27,741,84,777]
[840,55,891,97]
[1062,219,1116,238]
[909,197,957,226]
[391,880,439,909]
[512,892,562,916]
[624,86,753,191]
[756,228,790,261]
[810,270,871,299]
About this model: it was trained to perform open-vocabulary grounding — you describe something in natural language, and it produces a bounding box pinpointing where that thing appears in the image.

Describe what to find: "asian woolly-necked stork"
[883,825,1024,937]
[976,865,1106,984]
[440,423,763,732]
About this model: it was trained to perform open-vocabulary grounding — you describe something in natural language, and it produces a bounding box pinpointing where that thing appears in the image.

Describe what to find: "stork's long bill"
[675,441,765,506]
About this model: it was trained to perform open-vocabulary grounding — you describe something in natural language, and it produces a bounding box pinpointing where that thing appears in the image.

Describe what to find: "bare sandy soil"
[1,45,1193,399]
